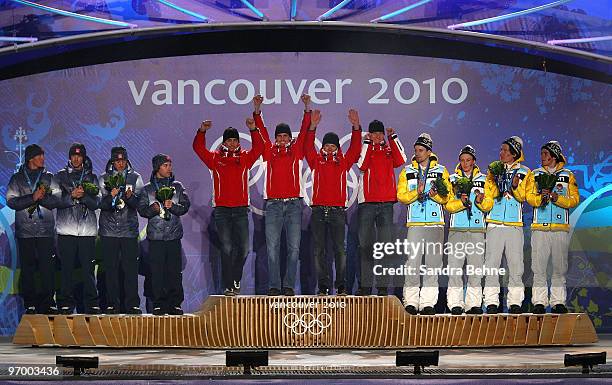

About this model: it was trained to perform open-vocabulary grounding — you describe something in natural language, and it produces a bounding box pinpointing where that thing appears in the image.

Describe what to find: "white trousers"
[483,226,524,307]
[531,230,569,306]
[402,226,444,310]
[446,231,485,309]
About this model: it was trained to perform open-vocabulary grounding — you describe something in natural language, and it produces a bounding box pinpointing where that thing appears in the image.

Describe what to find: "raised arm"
[192,120,216,170]
[304,109,321,169]
[252,95,271,145]
[344,109,363,166]
[244,117,264,168]
[387,128,408,168]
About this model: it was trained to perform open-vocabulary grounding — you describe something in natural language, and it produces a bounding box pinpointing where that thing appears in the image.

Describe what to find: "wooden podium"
[13,296,598,348]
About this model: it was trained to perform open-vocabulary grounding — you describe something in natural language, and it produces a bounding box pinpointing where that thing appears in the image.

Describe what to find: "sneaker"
[336,286,348,296]
[509,305,522,314]
[451,306,464,315]
[282,287,295,296]
[105,307,119,315]
[551,304,568,314]
[168,307,183,315]
[126,307,142,315]
[532,304,546,314]
[486,304,499,314]
[466,306,484,315]
[420,306,435,315]
[152,307,165,316]
[356,287,371,296]
[233,281,241,295]
[44,306,59,315]
[59,306,73,315]
[268,288,281,296]
[224,288,236,297]
[24,306,36,315]
[404,305,418,315]
[317,287,329,296]
[86,306,100,315]
[377,287,388,296]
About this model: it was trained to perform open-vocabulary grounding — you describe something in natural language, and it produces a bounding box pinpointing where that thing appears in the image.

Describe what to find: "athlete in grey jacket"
[98,147,144,314]
[55,143,101,314]
[6,144,62,314]
[138,154,190,315]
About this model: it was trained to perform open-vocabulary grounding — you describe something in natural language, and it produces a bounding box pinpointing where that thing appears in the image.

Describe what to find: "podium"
[13,295,598,348]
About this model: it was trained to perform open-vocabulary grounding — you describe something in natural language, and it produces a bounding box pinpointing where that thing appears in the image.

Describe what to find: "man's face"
[70,154,84,169]
[499,144,515,164]
[413,145,431,163]
[28,153,45,169]
[459,153,475,173]
[224,138,240,151]
[275,133,291,146]
[113,159,127,172]
[370,132,385,145]
[157,162,172,178]
[541,149,557,168]
[322,144,337,154]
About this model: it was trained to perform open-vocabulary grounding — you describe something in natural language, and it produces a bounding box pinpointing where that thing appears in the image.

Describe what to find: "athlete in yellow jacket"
[525,141,579,314]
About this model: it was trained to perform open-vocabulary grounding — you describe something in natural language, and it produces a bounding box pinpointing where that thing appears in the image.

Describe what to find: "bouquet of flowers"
[535,173,558,207]
[81,181,99,196]
[455,177,474,219]
[27,182,51,219]
[105,173,126,210]
[432,175,449,198]
[155,186,175,220]
[488,160,506,201]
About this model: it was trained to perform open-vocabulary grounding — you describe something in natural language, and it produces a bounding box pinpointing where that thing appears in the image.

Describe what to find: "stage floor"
[1,335,611,382]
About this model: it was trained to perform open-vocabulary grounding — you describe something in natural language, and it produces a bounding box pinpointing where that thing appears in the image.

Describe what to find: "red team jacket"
[305,128,362,207]
[254,110,311,199]
[356,134,407,203]
[192,128,264,207]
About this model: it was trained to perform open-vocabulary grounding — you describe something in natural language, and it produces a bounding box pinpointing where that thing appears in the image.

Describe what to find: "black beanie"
[459,145,476,160]
[110,146,128,162]
[152,153,171,172]
[69,143,86,159]
[223,127,239,143]
[414,133,433,151]
[25,144,44,163]
[368,120,384,133]
[542,140,566,163]
[274,123,292,138]
[322,132,340,149]
[503,136,523,159]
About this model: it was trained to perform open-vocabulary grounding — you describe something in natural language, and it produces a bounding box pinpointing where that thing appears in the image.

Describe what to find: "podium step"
[12,296,598,348]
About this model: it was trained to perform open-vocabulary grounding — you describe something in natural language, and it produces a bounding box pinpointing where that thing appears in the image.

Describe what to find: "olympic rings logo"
[283,312,332,336]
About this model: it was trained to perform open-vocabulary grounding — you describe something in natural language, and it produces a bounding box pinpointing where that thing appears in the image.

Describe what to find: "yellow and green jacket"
[484,151,530,227]
[525,161,579,232]
[445,164,493,232]
[397,153,452,227]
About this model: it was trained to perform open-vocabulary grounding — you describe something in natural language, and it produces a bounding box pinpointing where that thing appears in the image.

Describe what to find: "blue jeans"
[214,206,249,291]
[265,199,303,290]
[358,202,395,288]
[311,206,347,290]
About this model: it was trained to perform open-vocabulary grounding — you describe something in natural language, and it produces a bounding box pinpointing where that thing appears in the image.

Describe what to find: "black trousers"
[101,236,140,309]
[148,239,183,310]
[17,237,56,311]
[214,207,249,291]
[311,206,347,290]
[57,235,98,310]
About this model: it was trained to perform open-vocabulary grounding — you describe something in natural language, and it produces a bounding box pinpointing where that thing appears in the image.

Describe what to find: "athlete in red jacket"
[192,118,264,296]
[253,93,311,296]
[305,109,362,295]
[355,120,407,296]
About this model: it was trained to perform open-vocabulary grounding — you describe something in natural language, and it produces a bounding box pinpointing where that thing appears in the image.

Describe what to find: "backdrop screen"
[0,52,610,333]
